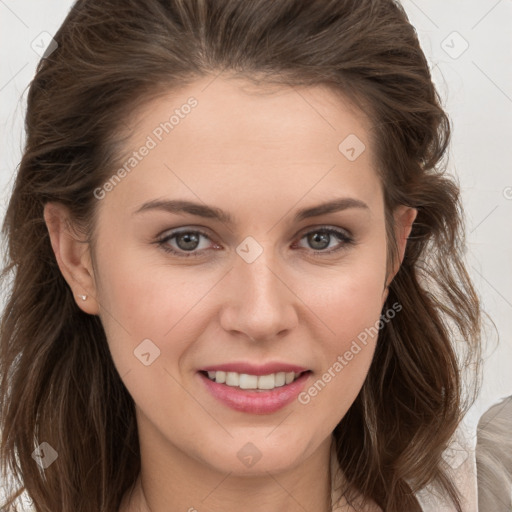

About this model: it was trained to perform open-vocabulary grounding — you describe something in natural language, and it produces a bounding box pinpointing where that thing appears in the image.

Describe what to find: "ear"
[382,205,417,303]
[43,202,99,315]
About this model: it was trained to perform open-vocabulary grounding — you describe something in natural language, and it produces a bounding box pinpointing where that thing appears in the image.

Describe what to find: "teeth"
[238,373,258,389]
[258,373,275,389]
[226,372,239,386]
[205,370,304,390]
[275,372,286,387]
[285,371,295,384]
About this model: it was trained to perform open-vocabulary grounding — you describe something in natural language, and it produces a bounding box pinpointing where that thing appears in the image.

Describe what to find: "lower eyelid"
[156,227,353,256]
[296,229,354,251]
[157,230,213,254]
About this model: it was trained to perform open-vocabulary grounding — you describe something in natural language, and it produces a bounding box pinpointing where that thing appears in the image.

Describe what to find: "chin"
[195,433,314,476]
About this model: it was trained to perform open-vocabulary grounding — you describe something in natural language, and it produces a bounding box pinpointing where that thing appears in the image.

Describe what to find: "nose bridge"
[221,240,298,339]
[241,251,283,306]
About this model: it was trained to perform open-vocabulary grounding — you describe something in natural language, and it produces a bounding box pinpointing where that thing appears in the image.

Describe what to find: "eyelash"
[155,226,355,258]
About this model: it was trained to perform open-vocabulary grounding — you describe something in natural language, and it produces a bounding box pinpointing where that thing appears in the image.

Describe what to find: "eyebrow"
[133,197,369,224]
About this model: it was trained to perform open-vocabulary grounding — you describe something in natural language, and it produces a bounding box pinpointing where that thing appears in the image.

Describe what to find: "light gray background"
[1,0,511,451]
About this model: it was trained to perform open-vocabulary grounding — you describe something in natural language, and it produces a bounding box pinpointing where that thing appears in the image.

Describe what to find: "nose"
[218,247,299,342]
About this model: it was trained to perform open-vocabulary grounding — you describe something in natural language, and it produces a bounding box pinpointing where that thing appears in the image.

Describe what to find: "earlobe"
[43,202,99,315]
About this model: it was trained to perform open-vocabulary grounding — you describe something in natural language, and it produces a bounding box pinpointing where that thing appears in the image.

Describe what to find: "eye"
[155,226,355,259]
[156,228,218,258]
[294,227,354,254]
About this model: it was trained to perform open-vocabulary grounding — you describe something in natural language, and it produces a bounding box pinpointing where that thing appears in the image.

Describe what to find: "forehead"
[106,75,381,214]
[122,76,370,160]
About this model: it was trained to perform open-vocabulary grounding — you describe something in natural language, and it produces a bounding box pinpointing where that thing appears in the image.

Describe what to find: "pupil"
[309,232,329,250]
[178,232,199,251]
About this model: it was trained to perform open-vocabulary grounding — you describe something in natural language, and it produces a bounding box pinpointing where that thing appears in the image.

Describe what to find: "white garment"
[329,426,479,512]
[9,427,479,512]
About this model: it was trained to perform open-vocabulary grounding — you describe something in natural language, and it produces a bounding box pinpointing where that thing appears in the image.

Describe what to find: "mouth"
[197,366,313,414]
[199,369,310,392]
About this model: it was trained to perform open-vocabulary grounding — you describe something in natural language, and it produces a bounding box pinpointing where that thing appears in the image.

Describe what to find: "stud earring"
[77,294,87,301]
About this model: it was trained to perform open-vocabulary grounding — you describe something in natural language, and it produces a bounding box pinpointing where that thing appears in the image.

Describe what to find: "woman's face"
[66,76,414,475]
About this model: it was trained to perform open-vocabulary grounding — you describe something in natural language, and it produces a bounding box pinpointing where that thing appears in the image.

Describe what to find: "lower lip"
[198,371,311,414]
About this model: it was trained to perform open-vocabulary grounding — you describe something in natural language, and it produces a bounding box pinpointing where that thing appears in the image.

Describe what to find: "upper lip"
[199,362,310,376]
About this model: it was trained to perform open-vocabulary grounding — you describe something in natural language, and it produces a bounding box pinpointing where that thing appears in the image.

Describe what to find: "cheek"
[302,246,387,342]
[94,234,191,332]
[308,270,384,328]
[310,271,384,375]
[93,237,222,379]
[295,249,387,415]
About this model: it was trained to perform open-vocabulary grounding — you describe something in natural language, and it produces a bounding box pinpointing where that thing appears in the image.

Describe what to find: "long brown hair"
[0,0,482,510]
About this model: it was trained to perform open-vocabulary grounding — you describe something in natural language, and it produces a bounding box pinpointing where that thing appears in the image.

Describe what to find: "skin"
[44,75,416,512]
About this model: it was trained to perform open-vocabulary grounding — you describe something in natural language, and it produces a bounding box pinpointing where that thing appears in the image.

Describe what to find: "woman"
[0,0,482,511]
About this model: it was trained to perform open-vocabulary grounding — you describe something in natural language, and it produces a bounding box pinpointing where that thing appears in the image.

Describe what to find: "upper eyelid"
[158,224,352,240]
[157,225,353,250]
